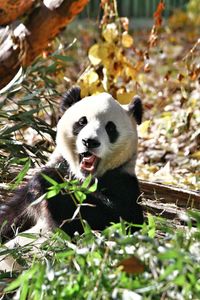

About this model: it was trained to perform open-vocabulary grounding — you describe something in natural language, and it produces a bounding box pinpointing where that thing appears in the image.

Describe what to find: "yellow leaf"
[88,44,102,66]
[88,43,112,67]
[116,90,135,104]
[102,23,118,43]
[189,98,197,108]
[79,80,89,98]
[87,71,99,85]
[122,32,134,48]
[149,165,159,173]
[79,69,99,84]
[90,84,105,95]
[78,69,106,97]
[161,112,172,118]
[125,66,137,80]
[191,151,200,160]
[138,120,151,138]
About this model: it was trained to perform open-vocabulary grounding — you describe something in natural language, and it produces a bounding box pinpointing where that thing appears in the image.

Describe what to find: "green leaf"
[158,249,179,260]
[81,174,92,189]
[42,173,59,186]
[4,276,22,292]
[1,122,24,136]
[147,214,156,238]
[159,263,177,281]
[174,274,185,286]
[10,158,31,190]
[10,108,38,121]
[20,279,29,300]
[52,54,74,62]
[5,267,36,292]
[18,94,40,105]
[88,178,98,193]
[18,232,38,240]
[47,188,60,199]
[74,191,86,203]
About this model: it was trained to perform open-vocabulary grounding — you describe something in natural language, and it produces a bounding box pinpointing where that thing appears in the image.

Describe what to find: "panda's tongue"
[80,154,97,173]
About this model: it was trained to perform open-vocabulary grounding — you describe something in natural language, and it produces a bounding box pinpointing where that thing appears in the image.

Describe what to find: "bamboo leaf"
[10,158,31,190]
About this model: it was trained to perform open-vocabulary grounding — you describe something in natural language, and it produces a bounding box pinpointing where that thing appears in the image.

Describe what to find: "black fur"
[0,91,144,242]
[129,96,143,125]
[82,138,101,149]
[0,165,143,240]
[105,121,119,143]
[0,187,34,241]
[72,116,87,136]
[61,86,81,113]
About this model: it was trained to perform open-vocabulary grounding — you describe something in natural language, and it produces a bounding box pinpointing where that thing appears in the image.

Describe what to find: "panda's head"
[56,87,142,179]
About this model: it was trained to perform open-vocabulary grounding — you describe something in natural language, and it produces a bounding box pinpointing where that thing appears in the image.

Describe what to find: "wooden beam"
[139,179,200,209]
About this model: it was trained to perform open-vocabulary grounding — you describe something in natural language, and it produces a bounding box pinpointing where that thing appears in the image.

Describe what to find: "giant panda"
[0,87,143,270]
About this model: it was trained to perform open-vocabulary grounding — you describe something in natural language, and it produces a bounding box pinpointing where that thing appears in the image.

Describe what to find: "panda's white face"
[56,93,139,179]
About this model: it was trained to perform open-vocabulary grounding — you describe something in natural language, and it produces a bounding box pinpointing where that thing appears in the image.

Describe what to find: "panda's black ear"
[61,86,81,113]
[128,95,143,125]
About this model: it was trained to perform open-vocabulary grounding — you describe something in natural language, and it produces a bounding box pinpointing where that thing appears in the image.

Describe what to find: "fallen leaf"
[117,256,145,274]
[138,120,151,138]
[191,151,200,160]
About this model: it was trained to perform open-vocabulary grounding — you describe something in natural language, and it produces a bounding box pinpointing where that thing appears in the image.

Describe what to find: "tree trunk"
[0,0,35,25]
[0,0,89,89]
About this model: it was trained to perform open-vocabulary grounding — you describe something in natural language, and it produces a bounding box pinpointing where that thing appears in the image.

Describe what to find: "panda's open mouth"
[79,152,100,174]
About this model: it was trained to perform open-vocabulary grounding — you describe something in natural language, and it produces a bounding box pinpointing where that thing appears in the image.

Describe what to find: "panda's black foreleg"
[0,185,35,242]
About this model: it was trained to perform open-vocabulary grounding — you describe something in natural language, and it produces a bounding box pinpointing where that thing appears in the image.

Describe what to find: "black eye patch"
[105,121,119,143]
[72,116,87,136]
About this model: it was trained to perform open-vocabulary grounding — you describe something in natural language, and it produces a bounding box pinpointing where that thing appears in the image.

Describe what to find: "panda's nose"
[82,138,101,149]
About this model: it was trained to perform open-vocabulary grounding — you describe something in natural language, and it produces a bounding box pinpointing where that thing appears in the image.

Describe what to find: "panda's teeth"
[79,152,91,163]
[79,154,99,173]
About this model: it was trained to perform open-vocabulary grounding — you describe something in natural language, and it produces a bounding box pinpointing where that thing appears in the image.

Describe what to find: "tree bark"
[0,0,35,25]
[0,0,89,89]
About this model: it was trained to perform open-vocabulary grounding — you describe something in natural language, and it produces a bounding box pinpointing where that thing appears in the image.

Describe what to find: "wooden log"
[24,0,89,65]
[0,0,89,89]
[139,179,200,210]
[141,198,187,221]
[0,0,35,25]
[0,25,27,89]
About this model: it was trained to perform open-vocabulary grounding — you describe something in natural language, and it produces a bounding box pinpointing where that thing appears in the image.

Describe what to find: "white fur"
[56,93,138,179]
[0,93,139,272]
